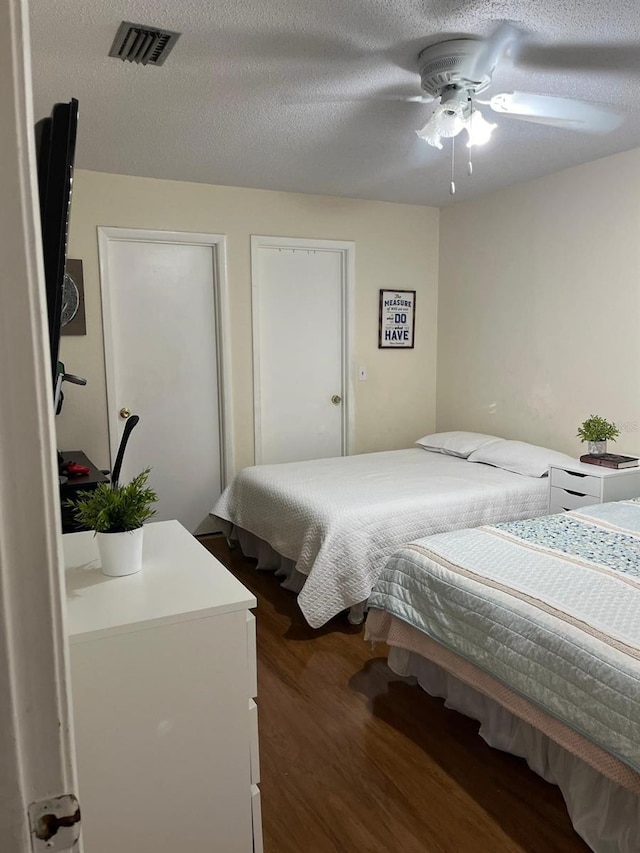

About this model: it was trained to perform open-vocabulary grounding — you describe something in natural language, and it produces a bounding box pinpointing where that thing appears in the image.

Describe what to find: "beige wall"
[437,148,640,456]
[58,170,439,471]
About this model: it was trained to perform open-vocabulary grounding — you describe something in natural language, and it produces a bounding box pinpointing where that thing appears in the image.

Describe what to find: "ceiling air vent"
[109,21,181,66]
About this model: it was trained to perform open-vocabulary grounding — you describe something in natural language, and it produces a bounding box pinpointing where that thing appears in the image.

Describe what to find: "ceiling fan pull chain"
[450,136,456,195]
[467,101,474,176]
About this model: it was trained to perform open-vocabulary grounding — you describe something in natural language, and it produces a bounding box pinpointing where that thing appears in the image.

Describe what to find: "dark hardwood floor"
[201,536,590,853]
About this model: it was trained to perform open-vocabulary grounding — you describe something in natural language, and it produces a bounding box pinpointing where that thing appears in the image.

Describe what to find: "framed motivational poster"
[378,289,416,349]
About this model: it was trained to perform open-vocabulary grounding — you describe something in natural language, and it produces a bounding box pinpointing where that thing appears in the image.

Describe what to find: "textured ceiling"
[29,0,640,206]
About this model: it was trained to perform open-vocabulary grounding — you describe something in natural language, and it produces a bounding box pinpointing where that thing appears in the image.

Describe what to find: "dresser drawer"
[550,467,601,498]
[251,784,264,853]
[249,698,260,785]
[549,486,599,513]
[246,611,257,699]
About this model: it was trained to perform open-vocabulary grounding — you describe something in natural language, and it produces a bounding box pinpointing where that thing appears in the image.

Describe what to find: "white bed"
[366,499,640,852]
[211,435,570,627]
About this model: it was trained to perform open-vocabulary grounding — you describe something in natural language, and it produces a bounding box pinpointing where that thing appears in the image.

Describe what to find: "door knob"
[331,395,342,405]
[119,407,131,419]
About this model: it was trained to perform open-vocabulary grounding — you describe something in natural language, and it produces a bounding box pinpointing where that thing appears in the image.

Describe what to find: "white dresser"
[548,460,640,513]
[64,520,263,853]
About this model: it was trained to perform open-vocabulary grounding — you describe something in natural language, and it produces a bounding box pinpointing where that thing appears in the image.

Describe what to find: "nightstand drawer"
[549,486,599,512]
[550,467,601,498]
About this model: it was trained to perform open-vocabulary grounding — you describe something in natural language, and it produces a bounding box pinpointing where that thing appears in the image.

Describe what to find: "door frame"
[1,0,78,846]
[250,235,355,464]
[98,227,234,488]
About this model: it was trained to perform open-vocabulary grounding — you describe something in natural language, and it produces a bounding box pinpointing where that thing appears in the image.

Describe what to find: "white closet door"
[252,240,353,465]
[102,236,222,534]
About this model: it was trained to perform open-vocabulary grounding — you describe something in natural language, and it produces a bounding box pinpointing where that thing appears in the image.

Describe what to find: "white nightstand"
[548,460,640,513]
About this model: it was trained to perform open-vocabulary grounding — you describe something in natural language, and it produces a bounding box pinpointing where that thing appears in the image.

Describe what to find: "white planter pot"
[588,440,607,456]
[96,527,144,577]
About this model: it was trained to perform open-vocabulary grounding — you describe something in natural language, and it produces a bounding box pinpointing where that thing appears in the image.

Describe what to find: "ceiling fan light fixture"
[436,107,467,138]
[416,101,467,149]
[465,108,497,147]
[415,122,444,149]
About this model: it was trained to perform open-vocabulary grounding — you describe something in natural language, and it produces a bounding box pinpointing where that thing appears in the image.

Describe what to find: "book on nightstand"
[580,453,639,469]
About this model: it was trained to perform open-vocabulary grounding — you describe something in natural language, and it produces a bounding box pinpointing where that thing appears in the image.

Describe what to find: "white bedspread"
[212,449,549,627]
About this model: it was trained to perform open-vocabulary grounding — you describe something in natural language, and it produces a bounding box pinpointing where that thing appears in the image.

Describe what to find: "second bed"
[366,498,640,852]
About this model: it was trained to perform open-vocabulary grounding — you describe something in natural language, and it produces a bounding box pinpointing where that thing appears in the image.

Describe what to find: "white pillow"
[467,440,575,477]
[415,431,503,459]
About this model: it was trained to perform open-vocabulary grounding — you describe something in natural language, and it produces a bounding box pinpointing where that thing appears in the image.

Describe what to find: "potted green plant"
[576,415,620,456]
[66,469,158,576]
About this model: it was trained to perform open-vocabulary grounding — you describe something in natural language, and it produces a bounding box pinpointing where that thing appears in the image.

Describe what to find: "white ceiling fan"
[400,22,623,191]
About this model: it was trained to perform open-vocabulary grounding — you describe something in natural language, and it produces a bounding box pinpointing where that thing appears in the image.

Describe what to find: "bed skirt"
[216,519,367,624]
[366,610,640,853]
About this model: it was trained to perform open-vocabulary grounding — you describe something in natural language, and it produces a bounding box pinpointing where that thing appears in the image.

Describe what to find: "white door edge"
[1,0,78,846]
[98,227,235,487]
[250,235,355,465]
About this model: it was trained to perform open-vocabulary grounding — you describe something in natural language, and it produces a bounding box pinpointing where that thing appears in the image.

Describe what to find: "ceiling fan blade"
[489,92,623,134]
[368,94,433,103]
[516,43,640,74]
[281,90,433,105]
[460,21,524,81]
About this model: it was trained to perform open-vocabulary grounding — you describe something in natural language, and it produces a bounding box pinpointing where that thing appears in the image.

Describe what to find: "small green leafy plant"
[576,415,620,444]
[66,468,158,533]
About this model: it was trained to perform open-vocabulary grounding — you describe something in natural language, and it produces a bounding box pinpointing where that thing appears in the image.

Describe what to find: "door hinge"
[28,794,81,852]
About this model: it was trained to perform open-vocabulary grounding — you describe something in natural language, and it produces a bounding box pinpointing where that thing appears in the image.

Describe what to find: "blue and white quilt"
[368,500,640,774]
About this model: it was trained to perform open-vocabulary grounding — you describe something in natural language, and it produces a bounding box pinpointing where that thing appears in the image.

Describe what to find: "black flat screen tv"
[34,98,78,391]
